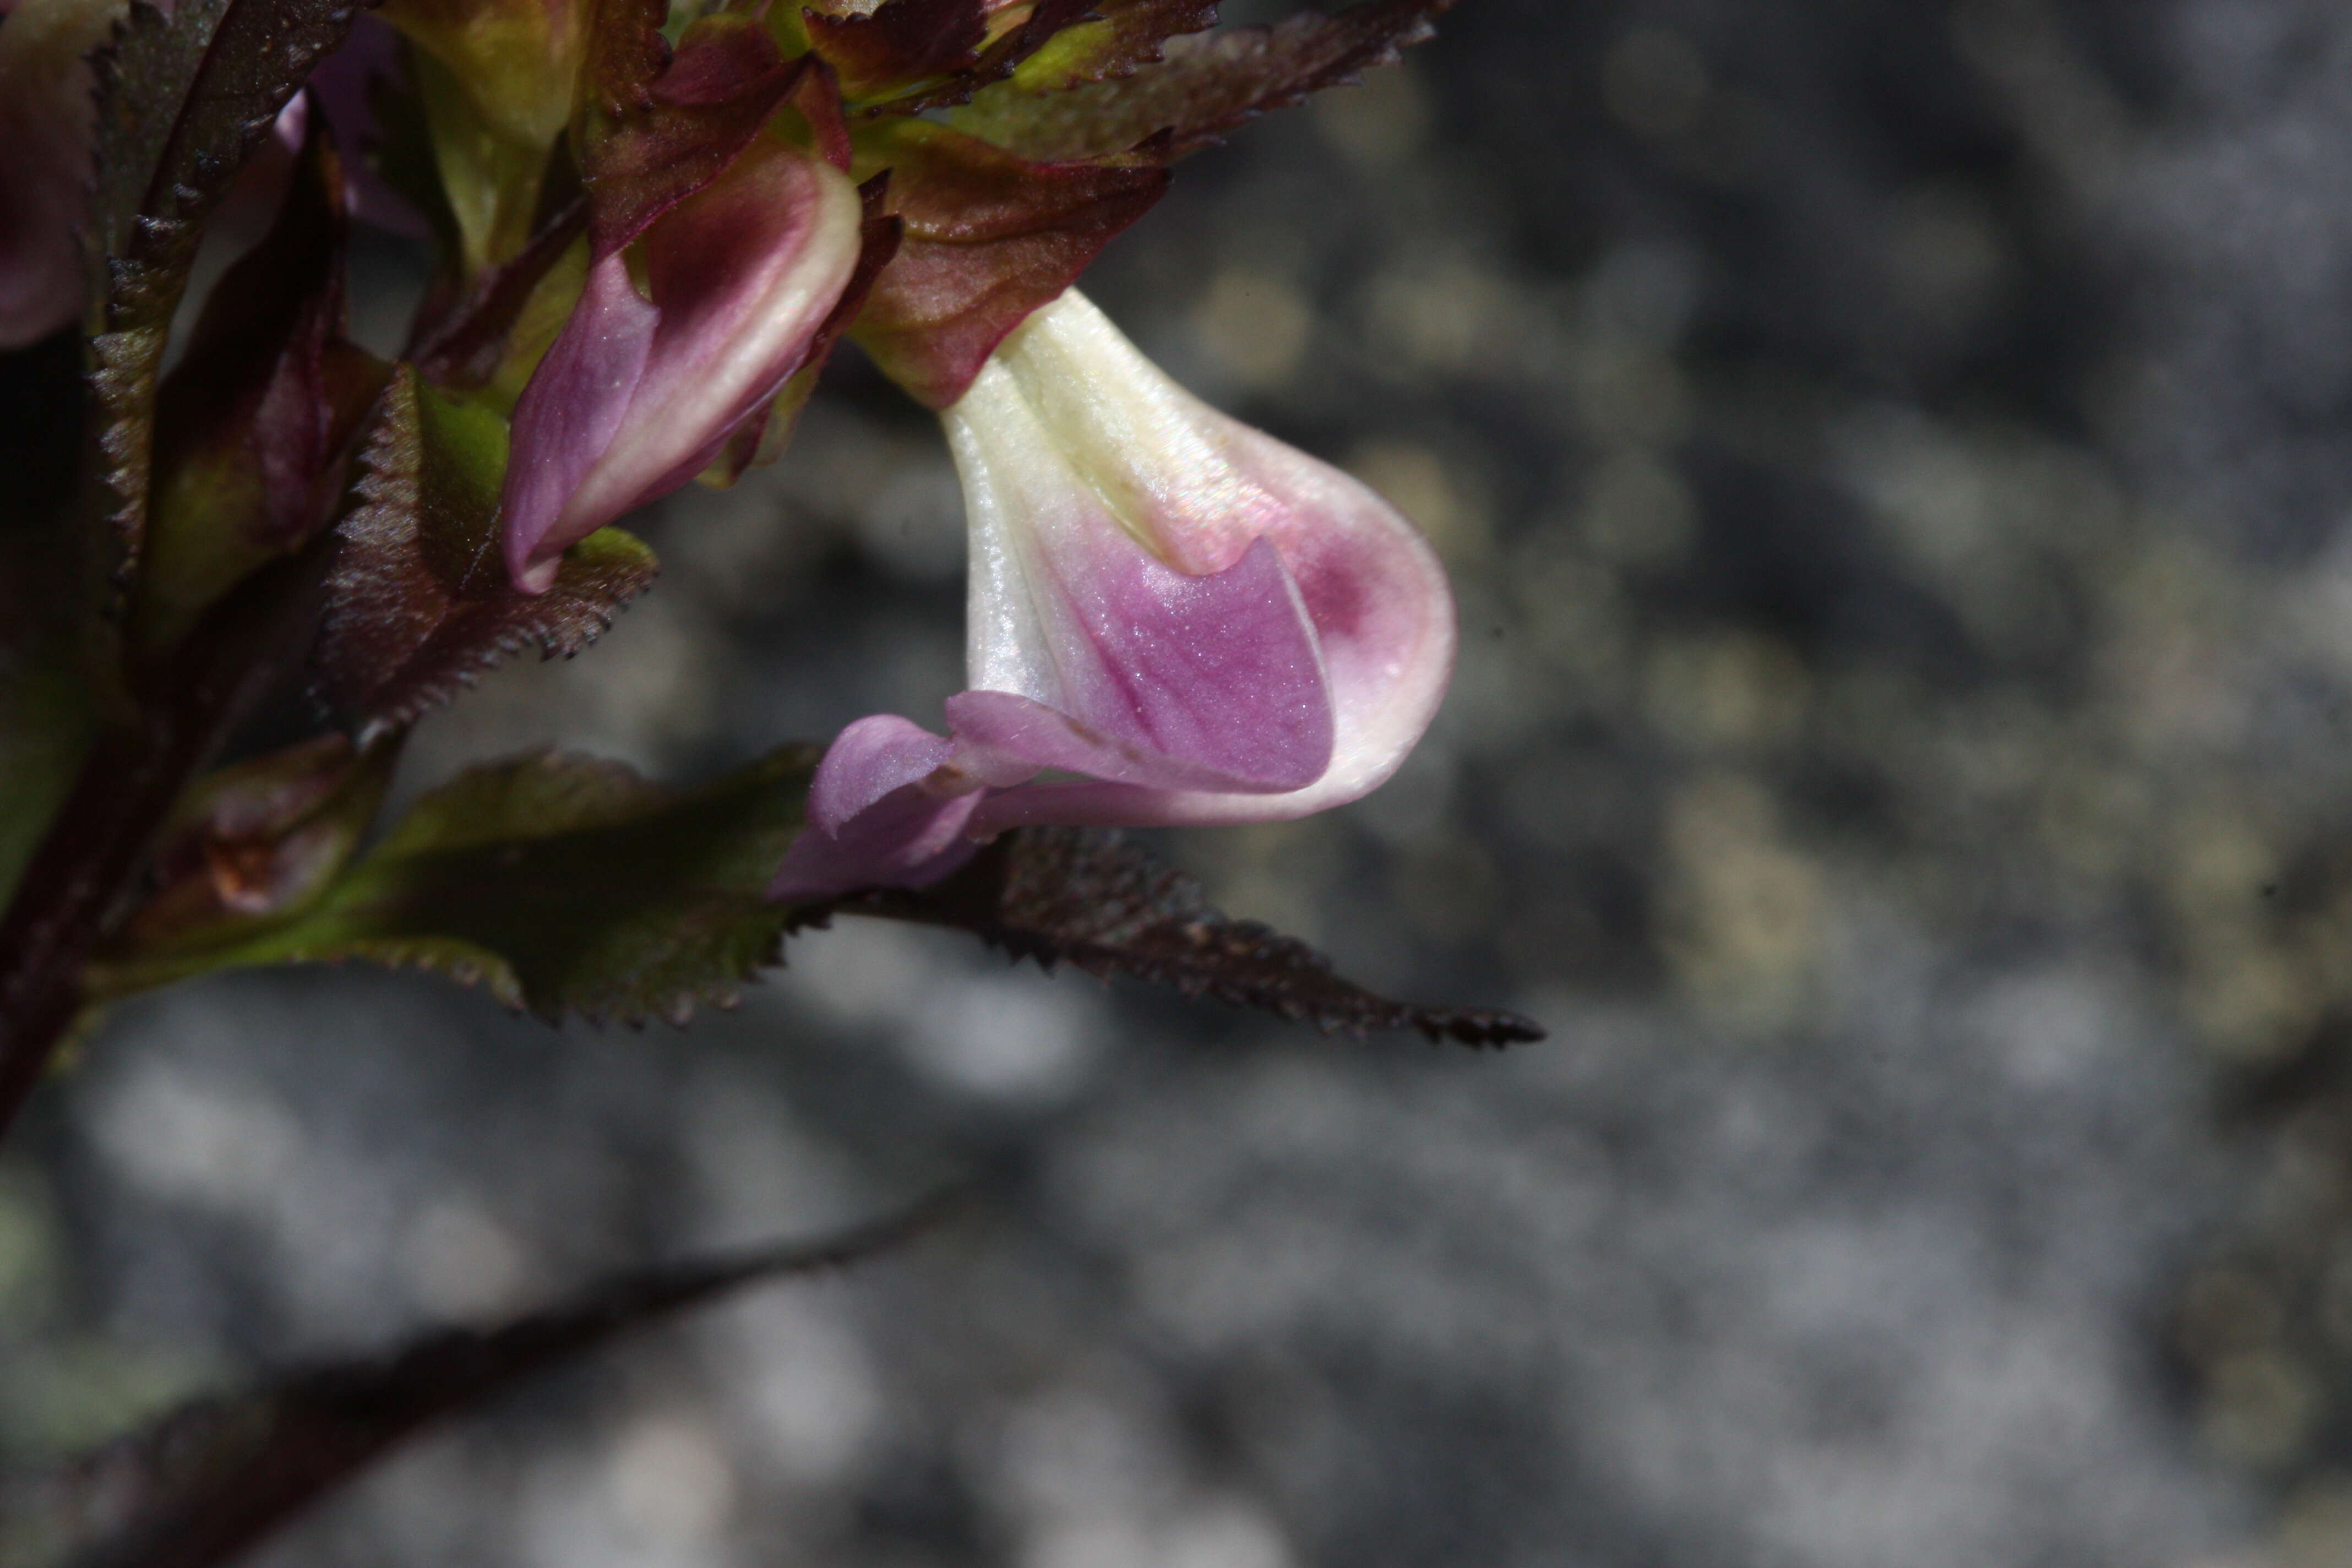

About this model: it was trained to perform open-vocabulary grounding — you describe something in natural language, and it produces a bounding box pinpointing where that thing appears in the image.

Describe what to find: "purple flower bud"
[772,290,1456,902]
[499,135,863,591]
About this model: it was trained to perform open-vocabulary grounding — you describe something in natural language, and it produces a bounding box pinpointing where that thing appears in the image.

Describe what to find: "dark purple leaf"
[804,0,992,99]
[406,195,590,389]
[87,0,375,574]
[835,827,1547,1047]
[850,119,1166,407]
[580,12,803,257]
[875,0,1224,116]
[132,121,388,666]
[314,366,658,736]
[949,0,1455,162]
[1006,0,1219,89]
[853,0,1101,114]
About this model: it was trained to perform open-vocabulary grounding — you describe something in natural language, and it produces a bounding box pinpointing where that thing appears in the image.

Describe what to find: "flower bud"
[772,290,1456,901]
[499,134,863,591]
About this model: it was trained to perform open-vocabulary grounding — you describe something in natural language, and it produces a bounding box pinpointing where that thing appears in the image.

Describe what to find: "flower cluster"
[1,0,1458,901]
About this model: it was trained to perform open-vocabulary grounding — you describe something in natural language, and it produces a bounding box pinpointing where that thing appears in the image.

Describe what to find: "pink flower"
[499,132,864,592]
[771,289,1456,901]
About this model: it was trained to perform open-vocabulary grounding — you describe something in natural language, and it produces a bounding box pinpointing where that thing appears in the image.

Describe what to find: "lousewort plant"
[0,2,1537,1561]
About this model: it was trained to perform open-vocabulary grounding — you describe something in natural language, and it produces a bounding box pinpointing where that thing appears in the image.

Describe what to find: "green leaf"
[107,735,399,959]
[947,0,1454,163]
[408,43,556,273]
[578,12,803,259]
[88,0,374,574]
[87,0,235,268]
[4,1198,956,1568]
[838,827,1546,1047]
[129,125,385,666]
[89,747,821,1025]
[314,364,660,734]
[1003,0,1219,94]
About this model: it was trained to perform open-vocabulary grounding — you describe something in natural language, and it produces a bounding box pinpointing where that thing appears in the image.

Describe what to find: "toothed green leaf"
[89,746,821,1025]
[948,0,1452,162]
[88,0,373,573]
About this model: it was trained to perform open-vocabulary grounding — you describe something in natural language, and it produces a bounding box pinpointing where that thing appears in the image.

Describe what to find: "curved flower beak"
[500,134,863,592]
[771,289,1456,902]
[0,0,128,348]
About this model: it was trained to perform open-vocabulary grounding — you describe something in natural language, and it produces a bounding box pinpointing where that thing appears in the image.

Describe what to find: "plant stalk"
[0,546,329,1136]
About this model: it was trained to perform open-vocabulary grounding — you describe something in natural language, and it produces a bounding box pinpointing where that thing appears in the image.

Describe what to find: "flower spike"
[772,289,1456,901]
[499,133,864,591]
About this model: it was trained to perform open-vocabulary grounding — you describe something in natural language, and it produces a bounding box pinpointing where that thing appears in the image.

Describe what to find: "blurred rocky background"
[21,0,2352,1562]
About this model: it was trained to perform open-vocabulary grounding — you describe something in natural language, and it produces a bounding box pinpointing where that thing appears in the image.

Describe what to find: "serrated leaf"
[132,123,386,666]
[1004,0,1219,93]
[579,9,801,258]
[839,827,1546,1047]
[7,1199,955,1568]
[580,0,671,119]
[107,734,399,958]
[87,0,373,571]
[87,0,235,268]
[850,118,1166,407]
[314,364,660,734]
[88,746,821,1025]
[948,0,1453,162]
[834,0,1118,118]
[805,0,992,100]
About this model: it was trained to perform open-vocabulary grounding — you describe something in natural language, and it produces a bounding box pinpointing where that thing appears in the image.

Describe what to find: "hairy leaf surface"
[949,0,1453,162]
[133,126,385,663]
[314,365,659,734]
[88,0,372,569]
[850,119,1166,406]
[89,747,820,1025]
